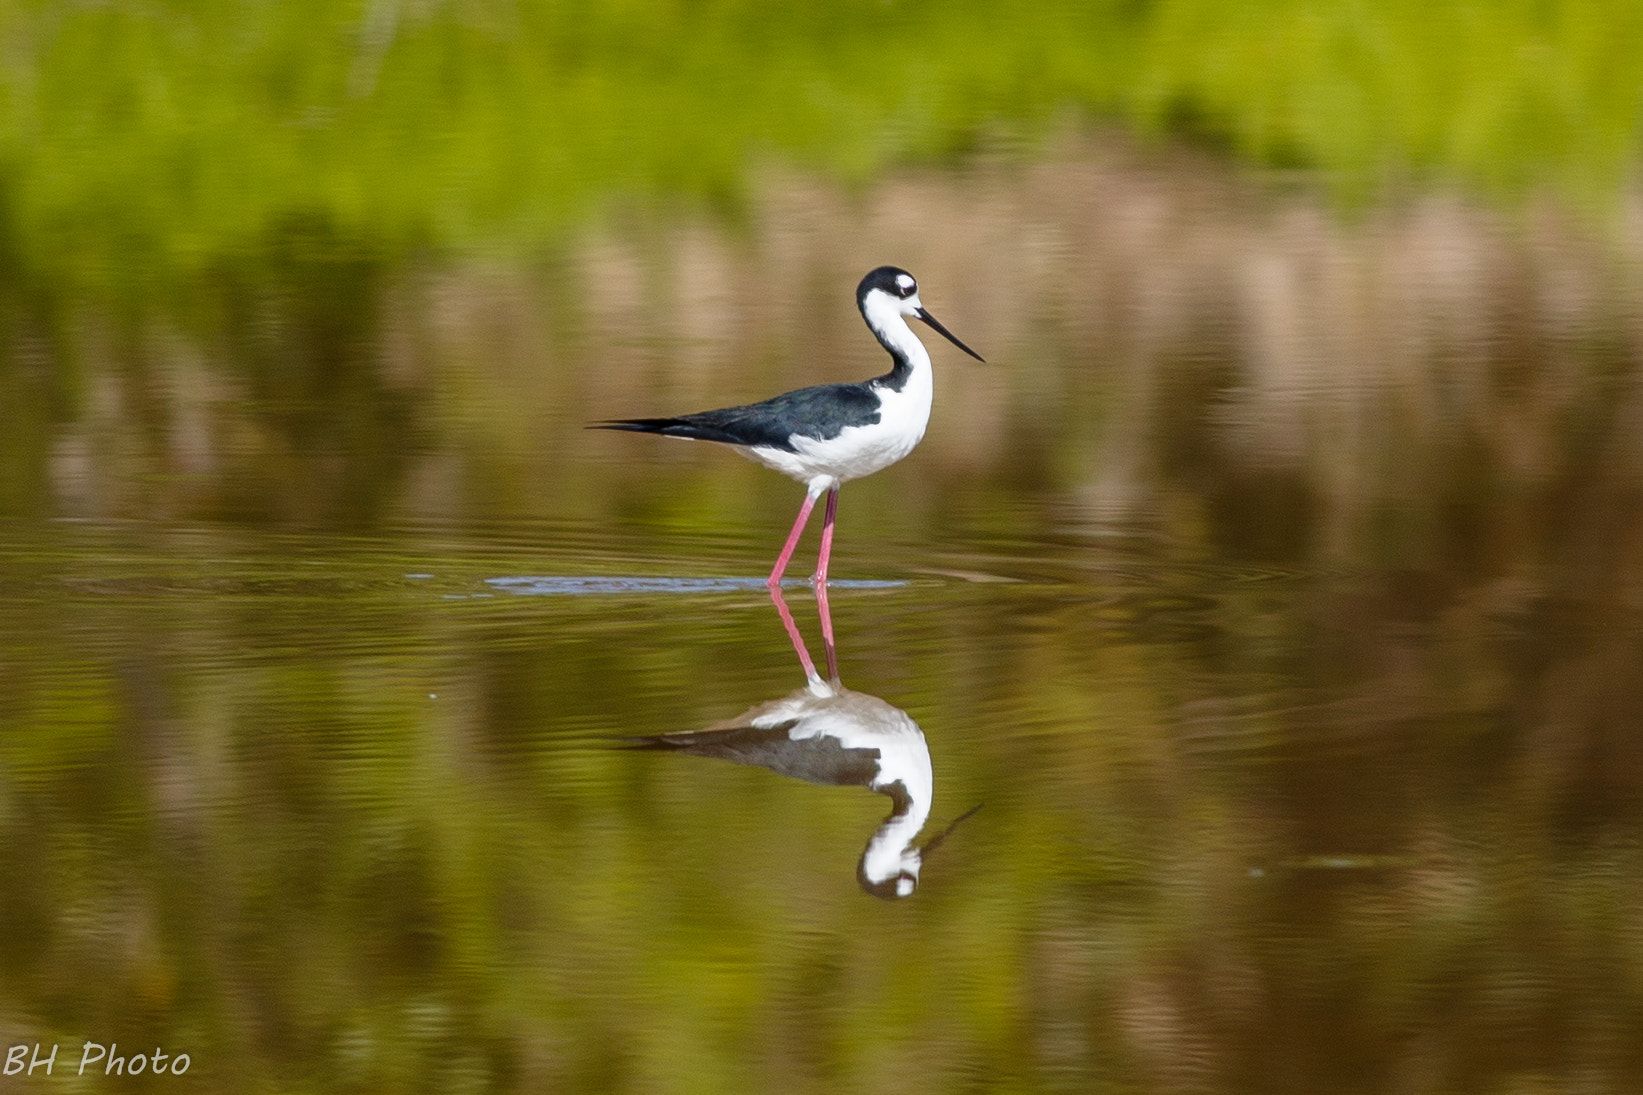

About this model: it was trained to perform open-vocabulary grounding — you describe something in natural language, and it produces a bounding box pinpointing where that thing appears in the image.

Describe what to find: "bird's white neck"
[861,294,933,380]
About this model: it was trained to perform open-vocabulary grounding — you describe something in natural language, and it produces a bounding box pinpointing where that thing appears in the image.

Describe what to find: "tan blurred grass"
[39,137,1641,561]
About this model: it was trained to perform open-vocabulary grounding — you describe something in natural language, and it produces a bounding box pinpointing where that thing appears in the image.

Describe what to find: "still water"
[6,142,1643,1091]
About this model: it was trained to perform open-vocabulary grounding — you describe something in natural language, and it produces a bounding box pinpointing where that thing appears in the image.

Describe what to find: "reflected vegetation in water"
[7,508,1643,1090]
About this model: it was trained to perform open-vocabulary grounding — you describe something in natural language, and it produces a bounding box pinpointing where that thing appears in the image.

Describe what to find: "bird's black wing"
[592,381,883,452]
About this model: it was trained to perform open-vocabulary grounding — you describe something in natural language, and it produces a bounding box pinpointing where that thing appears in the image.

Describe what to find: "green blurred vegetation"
[0,0,1639,299]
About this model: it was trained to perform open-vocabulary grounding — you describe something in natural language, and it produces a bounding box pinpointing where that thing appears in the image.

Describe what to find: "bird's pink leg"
[767,488,822,588]
[813,487,840,588]
[813,488,840,680]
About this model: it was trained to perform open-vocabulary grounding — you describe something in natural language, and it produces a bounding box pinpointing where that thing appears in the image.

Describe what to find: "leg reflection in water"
[770,579,838,686]
[627,585,978,899]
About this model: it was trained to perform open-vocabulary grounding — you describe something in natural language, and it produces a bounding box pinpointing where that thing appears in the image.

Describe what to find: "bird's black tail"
[588,418,749,445]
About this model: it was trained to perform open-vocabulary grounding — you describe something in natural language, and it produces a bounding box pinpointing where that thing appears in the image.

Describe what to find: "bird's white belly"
[743,382,931,487]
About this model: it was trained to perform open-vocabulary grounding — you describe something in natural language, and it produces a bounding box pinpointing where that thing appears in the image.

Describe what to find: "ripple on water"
[483,576,906,595]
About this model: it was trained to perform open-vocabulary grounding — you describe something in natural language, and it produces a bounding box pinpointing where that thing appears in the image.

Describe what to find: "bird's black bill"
[915,307,986,362]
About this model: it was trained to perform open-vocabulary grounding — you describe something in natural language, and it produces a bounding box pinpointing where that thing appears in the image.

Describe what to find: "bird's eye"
[894,275,916,297]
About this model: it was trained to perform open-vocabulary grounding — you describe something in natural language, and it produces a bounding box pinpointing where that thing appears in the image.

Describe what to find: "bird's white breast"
[742,371,933,488]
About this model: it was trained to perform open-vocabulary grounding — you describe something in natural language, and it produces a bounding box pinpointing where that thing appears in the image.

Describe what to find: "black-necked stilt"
[593,266,984,588]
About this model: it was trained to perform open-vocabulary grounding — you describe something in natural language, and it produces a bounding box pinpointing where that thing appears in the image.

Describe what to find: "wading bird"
[592,266,983,587]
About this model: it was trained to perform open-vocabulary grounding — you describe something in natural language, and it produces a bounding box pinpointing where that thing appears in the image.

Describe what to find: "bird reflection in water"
[628,586,978,899]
